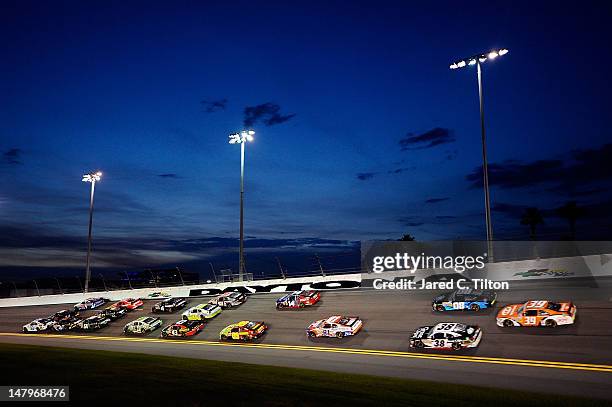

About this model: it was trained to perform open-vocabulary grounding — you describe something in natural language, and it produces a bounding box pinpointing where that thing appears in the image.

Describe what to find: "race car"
[276,290,321,309]
[306,316,363,338]
[123,316,163,335]
[74,297,107,311]
[152,297,187,313]
[410,322,482,350]
[51,309,79,322]
[114,298,144,310]
[160,320,205,338]
[22,318,55,333]
[50,311,81,332]
[496,300,576,327]
[219,321,267,341]
[181,303,222,321]
[72,314,111,331]
[208,292,247,308]
[432,288,496,312]
[99,305,127,321]
[147,291,171,299]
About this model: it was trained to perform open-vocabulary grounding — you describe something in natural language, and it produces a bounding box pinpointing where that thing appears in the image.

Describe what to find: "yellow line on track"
[1,332,611,373]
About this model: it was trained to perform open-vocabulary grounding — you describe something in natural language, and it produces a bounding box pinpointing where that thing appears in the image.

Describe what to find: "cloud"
[425,197,449,204]
[201,99,227,113]
[157,173,180,179]
[356,172,376,181]
[3,148,23,165]
[243,103,296,127]
[466,144,612,194]
[399,128,455,150]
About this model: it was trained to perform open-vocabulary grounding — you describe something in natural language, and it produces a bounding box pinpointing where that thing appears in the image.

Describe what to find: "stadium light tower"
[450,48,508,256]
[228,130,255,281]
[82,171,102,292]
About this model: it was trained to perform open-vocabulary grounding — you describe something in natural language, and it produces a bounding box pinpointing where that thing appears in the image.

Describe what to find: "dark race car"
[410,322,482,350]
[432,288,496,312]
[100,305,128,321]
[276,290,321,309]
[72,314,111,331]
[51,309,79,322]
[50,309,81,332]
[152,297,187,313]
[160,320,204,338]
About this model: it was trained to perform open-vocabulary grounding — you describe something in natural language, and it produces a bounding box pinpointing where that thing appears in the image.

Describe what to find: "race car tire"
[336,332,344,338]
[470,303,480,311]
[503,319,514,327]
[544,319,557,327]
[307,331,315,338]
[220,335,228,341]
[413,340,424,348]
[435,305,445,312]
[226,303,232,309]
[452,342,462,351]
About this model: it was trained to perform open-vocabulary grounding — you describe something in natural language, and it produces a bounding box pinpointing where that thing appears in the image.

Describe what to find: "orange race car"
[496,300,576,327]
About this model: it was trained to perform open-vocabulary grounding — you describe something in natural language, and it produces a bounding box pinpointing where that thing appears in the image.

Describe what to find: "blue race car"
[432,289,496,312]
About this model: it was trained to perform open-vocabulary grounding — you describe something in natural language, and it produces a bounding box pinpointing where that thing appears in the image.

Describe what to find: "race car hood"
[432,293,450,303]
[411,326,432,339]
[276,294,291,303]
[497,304,521,318]
[309,319,325,329]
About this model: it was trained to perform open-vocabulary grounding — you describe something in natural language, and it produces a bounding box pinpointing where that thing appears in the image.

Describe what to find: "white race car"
[410,322,482,350]
[123,316,163,335]
[208,292,247,309]
[74,297,107,311]
[306,316,363,338]
[182,303,222,321]
[23,318,55,333]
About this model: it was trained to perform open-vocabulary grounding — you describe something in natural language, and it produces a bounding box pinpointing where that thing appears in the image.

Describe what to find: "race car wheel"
[503,319,514,327]
[435,305,445,312]
[413,340,424,348]
[470,303,480,311]
[544,319,557,327]
[220,335,228,341]
[307,331,315,338]
[336,332,344,338]
[452,342,462,351]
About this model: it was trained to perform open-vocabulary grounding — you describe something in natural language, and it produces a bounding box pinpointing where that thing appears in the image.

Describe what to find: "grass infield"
[0,343,609,406]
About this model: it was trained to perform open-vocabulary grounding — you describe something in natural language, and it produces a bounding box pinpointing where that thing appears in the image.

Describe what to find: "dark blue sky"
[1,1,611,274]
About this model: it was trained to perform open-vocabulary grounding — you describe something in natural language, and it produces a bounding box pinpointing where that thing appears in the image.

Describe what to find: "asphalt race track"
[1,285,612,399]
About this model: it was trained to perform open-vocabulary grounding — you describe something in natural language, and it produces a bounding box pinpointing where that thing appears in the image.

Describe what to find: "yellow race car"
[219,321,267,341]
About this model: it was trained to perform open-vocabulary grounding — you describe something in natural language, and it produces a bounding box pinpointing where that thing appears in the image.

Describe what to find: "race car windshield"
[245,321,260,329]
[452,323,467,332]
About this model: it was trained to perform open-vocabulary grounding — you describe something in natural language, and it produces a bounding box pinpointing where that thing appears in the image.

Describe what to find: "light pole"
[82,170,102,292]
[229,130,255,281]
[450,48,508,258]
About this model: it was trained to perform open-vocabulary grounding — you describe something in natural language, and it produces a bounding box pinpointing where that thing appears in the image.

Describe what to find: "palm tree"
[520,207,544,240]
[556,201,584,240]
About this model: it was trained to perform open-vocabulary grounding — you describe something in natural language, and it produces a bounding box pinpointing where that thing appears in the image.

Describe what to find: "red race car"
[160,320,204,338]
[276,290,321,309]
[114,298,144,311]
